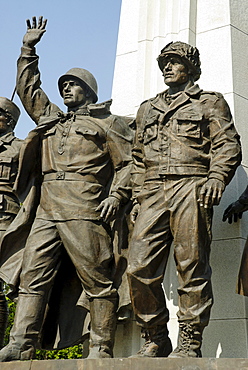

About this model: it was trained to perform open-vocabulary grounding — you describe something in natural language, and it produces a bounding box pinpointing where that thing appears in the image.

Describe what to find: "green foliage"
[4,297,85,360]
[36,345,83,360]
[4,298,15,345]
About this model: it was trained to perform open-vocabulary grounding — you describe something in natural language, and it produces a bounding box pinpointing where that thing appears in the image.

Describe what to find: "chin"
[164,78,174,85]
[64,101,73,107]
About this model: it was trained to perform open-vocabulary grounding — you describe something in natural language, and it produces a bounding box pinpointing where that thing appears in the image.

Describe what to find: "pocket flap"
[0,157,12,164]
[144,114,159,128]
[176,112,202,121]
[75,126,98,136]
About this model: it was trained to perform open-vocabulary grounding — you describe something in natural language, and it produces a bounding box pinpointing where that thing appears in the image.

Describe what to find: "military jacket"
[16,46,133,221]
[132,84,241,196]
[0,132,22,215]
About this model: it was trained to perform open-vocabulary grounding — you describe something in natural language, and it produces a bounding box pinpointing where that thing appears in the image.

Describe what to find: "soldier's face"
[62,79,87,108]
[163,56,189,87]
[0,109,10,133]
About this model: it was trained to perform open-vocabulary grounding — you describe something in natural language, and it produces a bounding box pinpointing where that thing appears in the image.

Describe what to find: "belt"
[43,171,96,182]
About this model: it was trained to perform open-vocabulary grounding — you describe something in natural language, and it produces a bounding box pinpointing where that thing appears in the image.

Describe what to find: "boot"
[169,322,203,358]
[0,293,46,362]
[0,289,8,349]
[131,325,172,358]
[87,297,118,359]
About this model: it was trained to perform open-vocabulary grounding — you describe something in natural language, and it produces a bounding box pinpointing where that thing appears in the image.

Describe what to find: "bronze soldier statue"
[223,186,248,296]
[0,17,132,361]
[0,98,22,348]
[127,41,241,358]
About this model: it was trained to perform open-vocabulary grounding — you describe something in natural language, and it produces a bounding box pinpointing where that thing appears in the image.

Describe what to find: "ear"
[188,74,195,83]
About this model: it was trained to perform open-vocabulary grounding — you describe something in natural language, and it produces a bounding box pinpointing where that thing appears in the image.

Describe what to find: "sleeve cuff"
[109,192,122,201]
[21,45,36,56]
[208,173,225,184]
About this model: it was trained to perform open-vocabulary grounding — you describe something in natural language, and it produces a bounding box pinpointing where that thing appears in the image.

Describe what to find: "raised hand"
[23,16,47,48]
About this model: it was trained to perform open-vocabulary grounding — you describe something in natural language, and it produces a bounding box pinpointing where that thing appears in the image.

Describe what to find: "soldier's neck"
[67,100,93,114]
[167,80,194,96]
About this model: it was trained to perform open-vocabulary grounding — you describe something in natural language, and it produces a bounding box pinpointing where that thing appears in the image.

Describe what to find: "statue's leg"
[57,219,119,358]
[0,218,62,362]
[0,216,15,348]
[169,176,213,358]
[0,280,8,349]
[87,297,118,358]
[127,181,173,357]
[0,294,46,361]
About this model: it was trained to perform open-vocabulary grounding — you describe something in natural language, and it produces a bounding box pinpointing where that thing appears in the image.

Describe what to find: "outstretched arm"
[16,16,59,124]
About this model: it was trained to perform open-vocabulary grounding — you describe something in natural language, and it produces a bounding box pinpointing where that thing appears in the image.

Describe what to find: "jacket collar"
[151,84,202,114]
[0,131,15,146]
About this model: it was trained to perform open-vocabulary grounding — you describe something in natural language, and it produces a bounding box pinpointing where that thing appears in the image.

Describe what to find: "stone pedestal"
[111,0,248,358]
[1,358,248,370]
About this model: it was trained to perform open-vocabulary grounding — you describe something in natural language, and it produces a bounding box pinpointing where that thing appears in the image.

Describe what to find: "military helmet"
[58,68,98,103]
[157,41,201,81]
[0,97,20,126]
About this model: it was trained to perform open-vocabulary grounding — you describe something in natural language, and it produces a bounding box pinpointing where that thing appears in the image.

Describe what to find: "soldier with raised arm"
[127,41,241,358]
[0,17,133,361]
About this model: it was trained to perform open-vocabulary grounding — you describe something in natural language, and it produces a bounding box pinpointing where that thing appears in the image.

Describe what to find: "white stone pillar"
[112,0,248,358]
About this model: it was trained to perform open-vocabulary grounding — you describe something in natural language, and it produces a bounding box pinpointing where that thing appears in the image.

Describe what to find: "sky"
[1,0,122,138]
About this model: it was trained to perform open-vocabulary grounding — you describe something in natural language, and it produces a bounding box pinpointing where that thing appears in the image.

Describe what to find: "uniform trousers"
[19,217,117,300]
[127,176,213,329]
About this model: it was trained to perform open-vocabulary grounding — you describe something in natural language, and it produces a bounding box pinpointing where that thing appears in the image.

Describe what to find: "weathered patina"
[0,17,133,361]
[128,41,241,358]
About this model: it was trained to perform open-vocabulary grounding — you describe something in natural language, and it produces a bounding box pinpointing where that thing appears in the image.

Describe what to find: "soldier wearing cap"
[0,97,22,348]
[0,17,133,361]
[127,41,241,357]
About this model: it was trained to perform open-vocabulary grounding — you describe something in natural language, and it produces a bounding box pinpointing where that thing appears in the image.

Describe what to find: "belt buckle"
[159,174,167,181]
[56,171,65,180]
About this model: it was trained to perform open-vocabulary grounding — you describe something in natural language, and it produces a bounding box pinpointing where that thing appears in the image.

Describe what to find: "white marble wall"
[112,0,248,358]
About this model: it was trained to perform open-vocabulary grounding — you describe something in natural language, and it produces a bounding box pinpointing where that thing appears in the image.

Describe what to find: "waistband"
[145,167,208,180]
[43,171,97,182]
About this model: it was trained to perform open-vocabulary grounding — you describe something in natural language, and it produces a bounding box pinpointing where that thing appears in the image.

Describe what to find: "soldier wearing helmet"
[0,17,133,361]
[127,41,241,358]
[0,98,22,349]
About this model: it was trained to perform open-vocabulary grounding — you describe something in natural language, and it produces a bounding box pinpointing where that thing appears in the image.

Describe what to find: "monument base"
[0,358,247,369]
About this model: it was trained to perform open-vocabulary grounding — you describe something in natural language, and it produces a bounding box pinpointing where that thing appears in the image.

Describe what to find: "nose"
[164,61,172,71]
[63,83,71,92]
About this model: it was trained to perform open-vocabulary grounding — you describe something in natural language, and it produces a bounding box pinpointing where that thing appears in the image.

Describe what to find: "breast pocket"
[0,157,13,180]
[143,124,158,144]
[176,112,202,139]
[75,126,104,153]
[75,126,99,138]
[143,113,159,145]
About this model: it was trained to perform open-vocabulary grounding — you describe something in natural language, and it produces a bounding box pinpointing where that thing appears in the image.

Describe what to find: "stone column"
[112,0,248,358]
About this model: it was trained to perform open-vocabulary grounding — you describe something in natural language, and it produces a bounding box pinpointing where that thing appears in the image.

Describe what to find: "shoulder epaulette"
[201,91,223,99]
[88,99,112,117]
[140,99,148,106]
